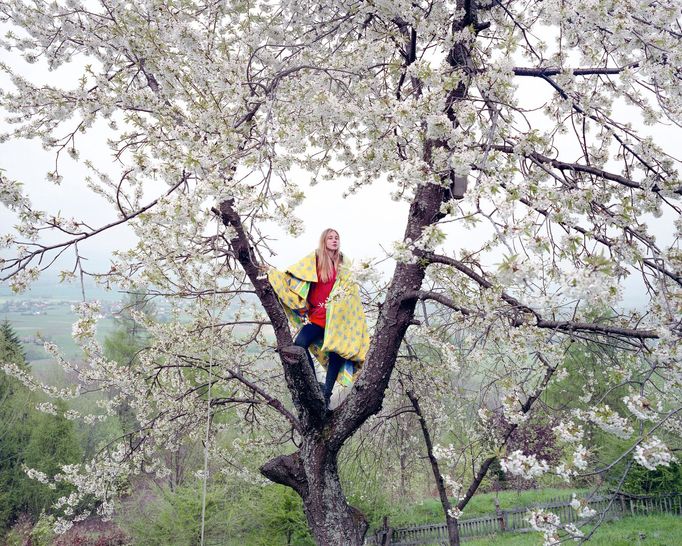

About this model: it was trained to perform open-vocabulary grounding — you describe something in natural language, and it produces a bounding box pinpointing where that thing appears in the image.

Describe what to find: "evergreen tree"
[0,320,26,365]
[0,321,81,535]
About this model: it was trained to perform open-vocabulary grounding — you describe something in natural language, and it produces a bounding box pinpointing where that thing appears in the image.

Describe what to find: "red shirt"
[307,263,336,327]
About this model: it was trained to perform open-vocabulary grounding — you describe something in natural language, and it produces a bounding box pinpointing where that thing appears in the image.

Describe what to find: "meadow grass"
[386,488,588,528]
[466,514,682,545]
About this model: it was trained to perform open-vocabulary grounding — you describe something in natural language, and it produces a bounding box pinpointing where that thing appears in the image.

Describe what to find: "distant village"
[1,297,174,353]
[1,297,174,317]
[0,298,123,317]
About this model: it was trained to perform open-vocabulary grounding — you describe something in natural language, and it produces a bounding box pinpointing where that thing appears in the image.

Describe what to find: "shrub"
[622,461,682,495]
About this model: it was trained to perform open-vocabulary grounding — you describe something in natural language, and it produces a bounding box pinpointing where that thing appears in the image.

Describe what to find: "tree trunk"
[221,156,453,544]
[261,439,368,545]
[407,389,460,545]
[399,449,408,500]
[300,444,368,545]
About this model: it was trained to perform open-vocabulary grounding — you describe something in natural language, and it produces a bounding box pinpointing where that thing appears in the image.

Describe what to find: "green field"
[379,488,590,530]
[4,302,119,361]
[466,514,682,545]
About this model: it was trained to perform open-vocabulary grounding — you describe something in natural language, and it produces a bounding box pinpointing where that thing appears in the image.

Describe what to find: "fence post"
[377,516,392,546]
[494,498,507,532]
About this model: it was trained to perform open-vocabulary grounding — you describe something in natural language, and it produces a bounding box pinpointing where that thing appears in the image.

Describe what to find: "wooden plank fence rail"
[364,492,682,545]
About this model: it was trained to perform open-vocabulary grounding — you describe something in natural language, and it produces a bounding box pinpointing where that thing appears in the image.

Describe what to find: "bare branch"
[1,172,190,281]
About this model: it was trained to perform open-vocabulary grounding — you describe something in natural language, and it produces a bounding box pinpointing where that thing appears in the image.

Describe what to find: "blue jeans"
[294,323,347,401]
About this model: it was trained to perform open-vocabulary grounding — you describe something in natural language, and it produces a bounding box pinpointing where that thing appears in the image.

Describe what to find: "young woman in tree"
[266,228,370,409]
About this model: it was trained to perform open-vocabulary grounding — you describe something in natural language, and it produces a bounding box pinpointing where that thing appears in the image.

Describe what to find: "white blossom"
[351,258,382,285]
[564,523,585,539]
[9,267,39,293]
[443,475,464,501]
[526,509,560,545]
[570,495,596,519]
[0,174,29,210]
[23,466,55,489]
[634,436,676,471]
[447,507,462,520]
[555,463,574,482]
[433,444,459,462]
[572,445,589,470]
[554,421,584,443]
[623,393,661,422]
[500,450,549,479]
[391,239,417,264]
[501,392,528,425]
[35,402,59,415]
[585,406,633,439]
[53,518,74,535]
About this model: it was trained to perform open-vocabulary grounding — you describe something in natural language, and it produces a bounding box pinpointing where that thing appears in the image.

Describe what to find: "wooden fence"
[364,492,682,545]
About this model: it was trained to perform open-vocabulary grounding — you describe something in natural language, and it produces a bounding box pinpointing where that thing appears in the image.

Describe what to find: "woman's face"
[325,231,340,252]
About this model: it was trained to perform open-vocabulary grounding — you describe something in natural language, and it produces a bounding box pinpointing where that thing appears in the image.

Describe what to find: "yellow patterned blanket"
[267,252,369,385]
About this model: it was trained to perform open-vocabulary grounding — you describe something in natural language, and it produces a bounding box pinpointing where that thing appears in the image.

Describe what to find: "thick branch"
[534,319,657,339]
[406,390,459,544]
[513,65,638,77]
[327,175,451,451]
[406,391,450,507]
[217,200,326,430]
[491,144,682,196]
[216,200,292,346]
[642,257,682,286]
[260,451,308,497]
[419,255,659,340]
[404,290,474,317]
[280,346,327,427]
[327,8,479,450]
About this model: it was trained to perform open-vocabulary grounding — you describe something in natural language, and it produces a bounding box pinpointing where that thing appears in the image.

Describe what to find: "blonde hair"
[316,228,342,283]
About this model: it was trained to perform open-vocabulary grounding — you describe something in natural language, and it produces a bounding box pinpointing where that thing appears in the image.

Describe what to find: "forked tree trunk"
[220,151,459,543]
[219,155,452,542]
